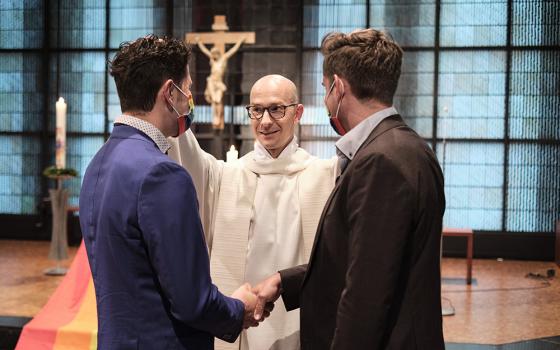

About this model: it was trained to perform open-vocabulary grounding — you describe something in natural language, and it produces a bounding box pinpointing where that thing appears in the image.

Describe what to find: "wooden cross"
[185,15,255,55]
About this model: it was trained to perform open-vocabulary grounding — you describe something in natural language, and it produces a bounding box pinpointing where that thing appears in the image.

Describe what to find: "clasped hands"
[230,272,282,329]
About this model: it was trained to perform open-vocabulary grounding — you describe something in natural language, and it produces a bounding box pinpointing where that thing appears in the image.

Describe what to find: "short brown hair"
[109,35,192,112]
[321,29,403,105]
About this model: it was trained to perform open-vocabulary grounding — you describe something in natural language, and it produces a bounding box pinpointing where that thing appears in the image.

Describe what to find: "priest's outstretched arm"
[168,130,223,251]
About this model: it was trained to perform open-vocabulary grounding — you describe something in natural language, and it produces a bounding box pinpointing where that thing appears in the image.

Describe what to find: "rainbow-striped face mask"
[170,82,195,137]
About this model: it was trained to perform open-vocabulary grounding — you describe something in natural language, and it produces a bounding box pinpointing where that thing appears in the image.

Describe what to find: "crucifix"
[186,15,255,130]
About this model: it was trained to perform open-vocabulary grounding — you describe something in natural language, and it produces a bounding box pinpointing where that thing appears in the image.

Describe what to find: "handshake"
[230,273,282,329]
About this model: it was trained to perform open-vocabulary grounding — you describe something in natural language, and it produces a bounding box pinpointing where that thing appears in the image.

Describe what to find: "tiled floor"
[0,240,559,349]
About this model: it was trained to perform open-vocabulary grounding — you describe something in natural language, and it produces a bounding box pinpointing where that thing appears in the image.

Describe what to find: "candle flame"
[57,97,65,103]
[230,145,236,151]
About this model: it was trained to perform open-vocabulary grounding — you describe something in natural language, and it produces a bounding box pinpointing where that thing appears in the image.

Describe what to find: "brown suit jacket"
[280,115,446,350]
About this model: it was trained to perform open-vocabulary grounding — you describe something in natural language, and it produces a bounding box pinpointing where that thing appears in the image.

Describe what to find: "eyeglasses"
[245,103,298,120]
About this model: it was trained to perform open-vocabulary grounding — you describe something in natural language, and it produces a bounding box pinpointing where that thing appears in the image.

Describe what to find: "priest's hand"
[231,283,260,329]
[253,272,282,321]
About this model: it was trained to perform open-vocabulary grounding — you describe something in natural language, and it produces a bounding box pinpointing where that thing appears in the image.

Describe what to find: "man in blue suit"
[79,35,262,349]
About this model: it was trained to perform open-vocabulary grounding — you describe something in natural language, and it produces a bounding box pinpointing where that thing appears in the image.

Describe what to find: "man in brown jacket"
[253,28,446,350]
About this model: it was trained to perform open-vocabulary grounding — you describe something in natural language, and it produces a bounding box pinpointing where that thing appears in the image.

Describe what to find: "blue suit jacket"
[79,125,243,349]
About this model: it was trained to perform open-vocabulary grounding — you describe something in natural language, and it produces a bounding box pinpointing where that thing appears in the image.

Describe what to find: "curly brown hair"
[109,35,192,113]
[321,29,403,105]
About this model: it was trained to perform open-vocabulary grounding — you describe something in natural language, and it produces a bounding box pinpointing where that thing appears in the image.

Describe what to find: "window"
[0,0,185,210]
[301,0,559,233]
[1,0,558,234]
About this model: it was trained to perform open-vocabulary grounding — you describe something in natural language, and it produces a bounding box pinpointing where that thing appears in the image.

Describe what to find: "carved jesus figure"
[196,36,245,130]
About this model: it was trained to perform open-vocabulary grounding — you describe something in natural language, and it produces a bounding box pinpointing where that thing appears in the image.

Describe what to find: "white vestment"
[168,130,336,350]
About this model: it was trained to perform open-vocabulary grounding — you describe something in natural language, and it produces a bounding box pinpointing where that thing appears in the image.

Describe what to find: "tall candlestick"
[55,97,67,169]
[226,145,238,163]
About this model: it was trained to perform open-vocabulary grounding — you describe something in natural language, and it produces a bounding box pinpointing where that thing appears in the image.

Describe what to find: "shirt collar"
[253,135,299,161]
[335,106,398,160]
[114,115,171,154]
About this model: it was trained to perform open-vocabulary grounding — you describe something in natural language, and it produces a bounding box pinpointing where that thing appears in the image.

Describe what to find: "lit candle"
[55,97,67,169]
[226,145,238,163]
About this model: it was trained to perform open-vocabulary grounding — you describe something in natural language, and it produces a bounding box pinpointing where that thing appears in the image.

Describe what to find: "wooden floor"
[1,240,559,346]
[0,240,78,318]
[442,257,560,345]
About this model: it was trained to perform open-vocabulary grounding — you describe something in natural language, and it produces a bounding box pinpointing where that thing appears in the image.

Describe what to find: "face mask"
[169,82,195,137]
[325,79,347,136]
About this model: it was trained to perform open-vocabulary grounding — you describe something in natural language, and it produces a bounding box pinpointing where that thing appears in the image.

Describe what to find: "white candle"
[55,97,67,169]
[226,145,238,163]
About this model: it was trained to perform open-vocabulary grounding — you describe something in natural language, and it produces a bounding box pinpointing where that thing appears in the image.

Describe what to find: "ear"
[333,74,345,98]
[161,79,174,102]
[157,79,174,112]
[294,104,304,124]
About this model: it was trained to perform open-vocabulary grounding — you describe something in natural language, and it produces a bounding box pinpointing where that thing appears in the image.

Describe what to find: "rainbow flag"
[16,242,98,350]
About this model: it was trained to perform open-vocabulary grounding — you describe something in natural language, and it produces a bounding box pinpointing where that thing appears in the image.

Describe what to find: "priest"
[168,74,337,350]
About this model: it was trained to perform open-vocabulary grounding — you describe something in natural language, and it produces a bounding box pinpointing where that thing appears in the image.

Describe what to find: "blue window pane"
[438,51,506,139]
[300,124,336,138]
[109,0,167,48]
[300,51,338,130]
[369,0,435,47]
[231,106,250,126]
[0,136,41,214]
[509,51,560,140]
[0,0,43,48]
[301,51,324,107]
[64,136,104,207]
[437,142,504,231]
[50,0,106,48]
[507,144,560,232]
[107,52,120,131]
[299,51,340,152]
[300,51,338,133]
[0,53,43,132]
[50,52,106,133]
[303,1,367,48]
[512,0,560,47]
[395,51,434,138]
[440,0,507,47]
[192,106,213,125]
[300,140,336,159]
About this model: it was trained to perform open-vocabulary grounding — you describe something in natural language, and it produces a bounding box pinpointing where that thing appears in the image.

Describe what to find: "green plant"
[43,166,78,179]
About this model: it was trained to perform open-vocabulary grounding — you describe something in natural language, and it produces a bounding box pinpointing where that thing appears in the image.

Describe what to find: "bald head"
[248,74,304,158]
[250,74,298,103]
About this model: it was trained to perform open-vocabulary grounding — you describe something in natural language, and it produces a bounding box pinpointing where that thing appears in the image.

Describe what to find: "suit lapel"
[301,115,407,287]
